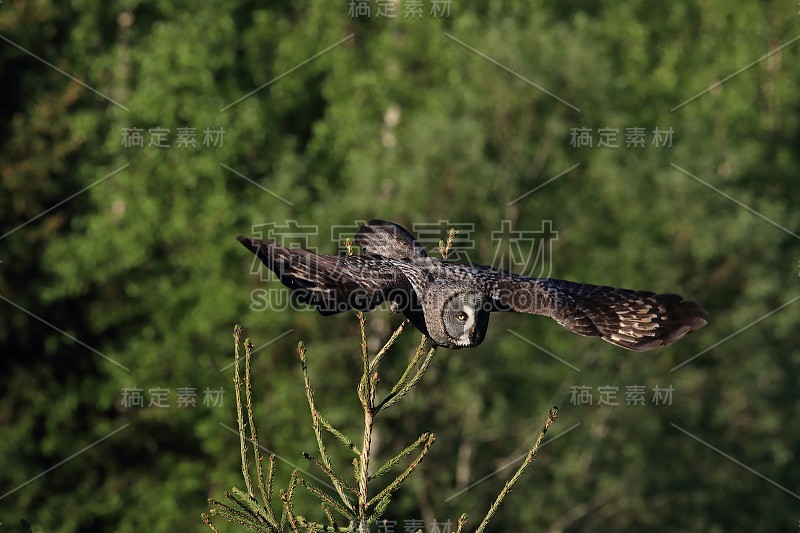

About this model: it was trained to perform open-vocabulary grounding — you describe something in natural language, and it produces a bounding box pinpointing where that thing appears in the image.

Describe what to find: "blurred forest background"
[1,0,799,531]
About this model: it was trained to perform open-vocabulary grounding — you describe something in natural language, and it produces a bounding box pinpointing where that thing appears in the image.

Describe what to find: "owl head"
[423,282,491,349]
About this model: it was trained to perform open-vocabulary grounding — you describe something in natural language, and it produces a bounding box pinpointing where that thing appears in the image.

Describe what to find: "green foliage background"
[1,1,799,530]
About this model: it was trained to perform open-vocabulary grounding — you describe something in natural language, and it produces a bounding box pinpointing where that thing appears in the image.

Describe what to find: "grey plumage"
[237,220,708,351]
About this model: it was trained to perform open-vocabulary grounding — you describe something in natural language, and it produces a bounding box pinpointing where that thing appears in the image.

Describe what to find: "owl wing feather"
[456,264,708,352]
[237,236,414,316]
[355,219,429,263]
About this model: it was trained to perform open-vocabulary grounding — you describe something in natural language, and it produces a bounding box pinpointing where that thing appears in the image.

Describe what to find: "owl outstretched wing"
[237,236,414,315]
[472,268,708,351]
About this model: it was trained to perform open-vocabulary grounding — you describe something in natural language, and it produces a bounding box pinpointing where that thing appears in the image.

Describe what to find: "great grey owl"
[237,220,707,351]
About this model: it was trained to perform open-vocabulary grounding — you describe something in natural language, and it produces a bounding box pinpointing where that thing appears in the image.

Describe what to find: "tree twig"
[298,341,355,511]
[233,326,255,498]
[476,407,559,533]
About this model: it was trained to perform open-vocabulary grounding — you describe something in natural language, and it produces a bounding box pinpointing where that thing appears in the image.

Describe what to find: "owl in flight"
[237,220,707,351]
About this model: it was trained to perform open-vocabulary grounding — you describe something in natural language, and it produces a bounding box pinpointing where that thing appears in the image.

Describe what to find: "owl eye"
[456,311,468,322]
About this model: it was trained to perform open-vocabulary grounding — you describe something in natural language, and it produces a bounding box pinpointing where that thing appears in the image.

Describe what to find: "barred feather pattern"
[514,279,708,352]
